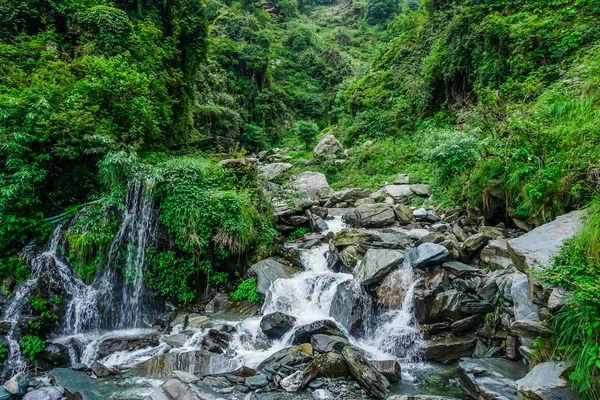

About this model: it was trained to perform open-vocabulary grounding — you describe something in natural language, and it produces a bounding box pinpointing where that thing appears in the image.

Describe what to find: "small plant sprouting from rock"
[231,277,262,304]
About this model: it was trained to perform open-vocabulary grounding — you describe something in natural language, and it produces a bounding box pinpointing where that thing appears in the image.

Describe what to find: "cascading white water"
[94,179,156,329]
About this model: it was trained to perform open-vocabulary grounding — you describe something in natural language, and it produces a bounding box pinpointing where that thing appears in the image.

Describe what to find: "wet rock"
[38,342,70,368]
[441,261,480,277]
[512,274,539,321]
[293,320,347,344]
[425,337,476,362]
[355,204,395,228]
[314,134,343,161]
[516,361,576,400]
[510,320,552,339]
[260,312,297,339]
[371,359,401,383]
[281,214,309,226]
[313,388,334,400]
[164,333,188,348]
[387,396,461,400]
[4,372,29,395]
[376,268,413,308]
[461,233,490,259]
[257,345,314,370]
[261,162,293,181]
[332,229,381,247]
[460,300,494,315]
[22,387,63,400]
[200,327,233,354]
[245,374,269,389]
[311,334,350,353]
[307,352,350,378]
[202,376,231,389]
[205,293,229,313]
[339,245,362,270]
[248,259,301,295]
[341,346,390,399]
[91,362,116,378]
[280,370,303,392]
[295,172,334,201]
[330,279,371,333]
[137,349,231,379]
[307,211,329,233]
[394,204,413,223]
[353,249,404,286]
[172,370,200,383]
[409,243,449,269]
[97,336,159,358]
[148,377,222,400]
[71,363,88,371]
[458,358,528,400]
[507,210,584,272]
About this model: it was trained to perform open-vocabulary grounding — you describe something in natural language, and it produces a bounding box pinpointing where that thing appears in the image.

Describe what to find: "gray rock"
[355,204,395,228]
[332,229,381,247]
[330,279,371,333]
[458,358,528,400]
[430,289,467,322]
[409,243,449,269]
[353,249,404,286]
[260,312,297,339]
[293,320,346,344]
[407,228,430,240]
[339,245,362,270]
[410,184,430,197]
[355,197,375,206]
[71,363,87,371]
[394,174,410,184]
[0,388,11,400]
[245,374,269,389]
[260,163,293,181]
[97,336,159,358]
[329,188,371,204]
[371,359,401,383]
[280,370,303,392]
[148,377,222,400]
[384,185,414,201]
[257,345,313,371]
[452,224,469,242]
[314,134,343,161]
[311,334,350,353]
[376,268,413,308]
[516,362,576,400]
[441,261,480,277]
[507,210,584,272]
[462,233,490,259]
[202,376,231,389]
[548,287,572,312]
[137,349,231,379]
[38,342,70,368]
[205,293,230,313]
[22,387,63,400]
[249,259,301,295]
[305,352,350,379]
[512,274,539,321]
[281,214,309,226]
[91,362,116,378]
[172,370,200,383]
[510,320,552,339]
[307,211,329,233]
[313,389,334,400]
[394,204,414,223]
[295,172,333,200]
[451,315,483,333]
[387,396,461,400]
[425,337,476,362]
[4,372,29,394]
[341,346,390,399]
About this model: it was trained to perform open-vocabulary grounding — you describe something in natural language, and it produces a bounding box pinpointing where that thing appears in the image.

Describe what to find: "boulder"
[376,268,413,308]
[339,245,362,270]
[371,359,401,383]
[200,327,233,354]
[280,370,303,392]
[548,287,571,313]
[410,184,430,197]
[4,372,29,395]
[462,233,490,259]
[458,358,528,400]
[507,210,584,272]
[97,335,159,358]
[314,134,343,161]
[332,229,381,247]
[512,274,539,321]
[394,174,410,185]
[307,212,329,233]
[409,243,449,269]
[293,320,347,344]
[355,204,395,228]
[248,259,301,295]
[295,172,334,200]
[147,377,222,400]
[429,289,467,322]
[329,188,371,204]
[311,334,350,353]
[260,312,297,339]
[384,185,414,202]
[91,362,116,378]
[22,387,63,400]
[313,389,335,400]
[510,320,552,339]
[516,361,577,400]
[306,352,350,378]
[394,204,414,223]
[425,337,476,362]
[353,249,404,286]
[451,315,483,333]
[341,346,390,399]
[38,342,70,368]
[137,349,231,379]
[257,345,314,371]
[441,261,480,277]
[260,162,293,181]
[330,279,371,333]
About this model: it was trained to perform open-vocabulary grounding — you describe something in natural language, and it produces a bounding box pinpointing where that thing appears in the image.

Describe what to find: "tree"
[295,121,319,150]
[366,0,397,25]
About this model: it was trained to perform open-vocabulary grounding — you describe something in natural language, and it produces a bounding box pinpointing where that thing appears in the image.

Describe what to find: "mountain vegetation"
[2,0,600,395]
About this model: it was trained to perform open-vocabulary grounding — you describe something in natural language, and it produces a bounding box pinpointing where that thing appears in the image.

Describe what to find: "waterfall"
[94,178,156,329]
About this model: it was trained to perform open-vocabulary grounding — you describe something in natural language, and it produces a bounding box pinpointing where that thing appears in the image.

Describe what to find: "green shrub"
[147,248,197,305]
[286,227,309,242]
[0,343,7,365]
[19,336,45,360]
[231,278,262,304]
[294,121,320,150]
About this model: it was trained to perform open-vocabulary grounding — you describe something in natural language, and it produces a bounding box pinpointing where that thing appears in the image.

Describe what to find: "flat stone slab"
[507,210,584,272]
[458,358,528,400]
[516,361,577,400]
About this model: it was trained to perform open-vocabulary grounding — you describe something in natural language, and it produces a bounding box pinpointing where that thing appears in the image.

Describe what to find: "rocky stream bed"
[0,140,584,400]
